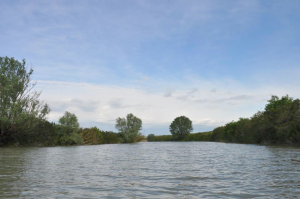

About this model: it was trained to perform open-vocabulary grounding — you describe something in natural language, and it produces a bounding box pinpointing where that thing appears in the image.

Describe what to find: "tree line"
[1,56,300,146]
[148,95,300,145]
[0,57,144,146]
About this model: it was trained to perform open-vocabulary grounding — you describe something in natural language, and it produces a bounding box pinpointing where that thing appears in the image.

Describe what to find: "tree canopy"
[208,95,300,144]
[59,111,80,130]
[55,111,83,145]
[0,56,50,144]
[147,134,156,141]
[115,113,142,143]
[169,116,193,140]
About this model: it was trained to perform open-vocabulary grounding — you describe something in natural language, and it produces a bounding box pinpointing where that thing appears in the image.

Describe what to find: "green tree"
[115,113,142,143]
[170,116,193,140]
[59,111,79,130]
[223,121,237,142]
[265,95,293,113]
[100,130,120,144]
[234,118,252,143]
[56,111,82,145]
[0,56,50,144]
[211,126,224,141]
[209,95,300,145]
[147,134,156,141]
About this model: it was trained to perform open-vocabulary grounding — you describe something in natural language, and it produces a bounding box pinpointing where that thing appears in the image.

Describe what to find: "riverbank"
[147,95,300,145]
[148,131,300,146]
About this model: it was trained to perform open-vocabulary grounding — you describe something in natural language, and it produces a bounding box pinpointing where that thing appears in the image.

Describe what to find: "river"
[0,142,299,198]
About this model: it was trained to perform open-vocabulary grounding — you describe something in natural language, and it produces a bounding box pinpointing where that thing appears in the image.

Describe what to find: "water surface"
[0,142,299,198]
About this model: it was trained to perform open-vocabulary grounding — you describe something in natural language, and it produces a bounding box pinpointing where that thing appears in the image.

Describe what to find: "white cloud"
[35,78,300,135]
[163,89,174,97]
[2,0,300,135]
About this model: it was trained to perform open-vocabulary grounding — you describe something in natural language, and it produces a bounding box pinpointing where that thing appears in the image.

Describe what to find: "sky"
[1,0,300,135]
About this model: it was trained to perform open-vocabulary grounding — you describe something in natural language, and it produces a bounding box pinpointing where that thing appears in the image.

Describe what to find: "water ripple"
[0,142,300,198]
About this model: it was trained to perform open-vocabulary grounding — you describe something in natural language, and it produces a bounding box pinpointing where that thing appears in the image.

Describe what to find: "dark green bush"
[100,130,121,144]
[184,131,212,141]
[147,134,156,141]
[79,128,101,145]
[152,135,173,141]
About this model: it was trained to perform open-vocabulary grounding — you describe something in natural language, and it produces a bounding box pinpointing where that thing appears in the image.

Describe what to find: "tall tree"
[0,56,49,143]
[56,111,82,145]
[170,116,193,140]
[115,113,142,143]
[59,111,79,131]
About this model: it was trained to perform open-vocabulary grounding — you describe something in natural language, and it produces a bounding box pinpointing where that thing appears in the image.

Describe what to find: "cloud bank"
[36,78,300,135]
[1,0,300,134]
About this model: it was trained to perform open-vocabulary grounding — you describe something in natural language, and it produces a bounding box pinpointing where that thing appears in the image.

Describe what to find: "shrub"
[147,134,156,141]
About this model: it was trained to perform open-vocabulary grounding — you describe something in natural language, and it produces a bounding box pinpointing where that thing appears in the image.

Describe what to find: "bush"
[100,130,120,144]
[79,127,121,145]
[184,131,212,141]
[209,95,300,145]
[58,132,83,145]
[147,134,156,141]
[79,127,102,145]
[152,135,173,141]
[134,132,146,142]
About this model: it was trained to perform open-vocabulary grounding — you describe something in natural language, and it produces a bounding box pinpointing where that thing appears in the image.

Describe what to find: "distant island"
[1,56,299,147]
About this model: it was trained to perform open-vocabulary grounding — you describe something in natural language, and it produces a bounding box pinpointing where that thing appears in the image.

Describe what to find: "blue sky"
[1,0,300,135]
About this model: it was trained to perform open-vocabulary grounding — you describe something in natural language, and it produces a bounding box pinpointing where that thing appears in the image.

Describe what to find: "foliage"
[0,56,50,145]
[147,134,156,141]
[58,111,79,130]
[56,111,83,145]
[223,121,237,142]
[169,116,193,140]
[99,130,120,144]
[57,131,83,145]
[153,95,300,145]
[149,135,173,141]
[6,119,57,146]
[265,95,293,114]
[115,113,142,143]
[79,127,102,145]
[1,57,299,146]
[26,119,57,146]
[209,95,300,145]
[210,126,224,142]
[79,127,121,145]
[134,132,146,142]
[184,131,212,141]
[149,132,212,142]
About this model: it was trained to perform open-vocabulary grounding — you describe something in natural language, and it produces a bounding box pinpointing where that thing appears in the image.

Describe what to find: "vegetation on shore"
[148,95,300,145]
[1,56,299,146]
[147,131,212,142]
[0,57,145,146]
[169,116,193,140]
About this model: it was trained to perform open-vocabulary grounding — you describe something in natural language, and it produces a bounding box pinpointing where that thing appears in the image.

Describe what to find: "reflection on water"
[0,142,299,198]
